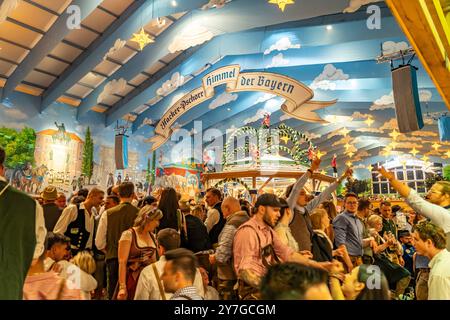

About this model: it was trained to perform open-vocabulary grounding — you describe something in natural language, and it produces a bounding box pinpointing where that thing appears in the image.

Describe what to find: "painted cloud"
[202,0,229,10]
[370,91,395,111]
[156,72,185,97]
[355,127,383,133]
[103,38,126,60]
[168,24,214,53]
[98,78,127,103]
[351,111,370,119]
[138,117,154,130]
[304,131,321,140]
[380,118,398,131]
[266,53,290,68]
[310,64,349,91]
[419,90,432,102]
[382,41,409,55]
[209,92,238,110]
[343,0,380,13]
[264,37,301,55]
[254,93,277,105]
[411,131,438,137]
[244,109,271,125]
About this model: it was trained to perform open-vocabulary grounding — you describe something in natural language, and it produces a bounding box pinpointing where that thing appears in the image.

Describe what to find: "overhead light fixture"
[268,0,295,12]
[326,25,333,30]
[171,0,178,7]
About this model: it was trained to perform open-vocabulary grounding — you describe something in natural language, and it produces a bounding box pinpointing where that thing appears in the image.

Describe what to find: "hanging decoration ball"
[131,27,154,50]
[268,0,295,12]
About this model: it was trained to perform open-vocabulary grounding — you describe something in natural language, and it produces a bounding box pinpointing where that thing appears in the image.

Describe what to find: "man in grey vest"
[95,182,138,299]
[285,156,352,253]
[0,147,46,299]
[210,196,249,300]
[378,166,450,251]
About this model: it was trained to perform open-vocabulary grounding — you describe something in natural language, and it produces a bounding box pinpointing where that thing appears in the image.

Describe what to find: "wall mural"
[0,101,151,195]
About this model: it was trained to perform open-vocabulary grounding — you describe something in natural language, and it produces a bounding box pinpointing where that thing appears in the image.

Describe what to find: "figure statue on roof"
[262,112,271,129]
[331,154,338,178]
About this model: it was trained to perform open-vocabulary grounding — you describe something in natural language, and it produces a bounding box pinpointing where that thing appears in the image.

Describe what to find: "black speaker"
[392,65,424,133]
[115,134,128,170]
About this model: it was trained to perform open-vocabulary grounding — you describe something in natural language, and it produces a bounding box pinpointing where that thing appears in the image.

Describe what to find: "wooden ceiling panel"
[66,83,93,98]
[82,8,116,33]
[100,94,121,105]
[128,73,148,86]
[79,72,106,87]
[144,61,165,75]
[0,20,42,48]
[35,56,69,75]
[64,28,99,49]
[23,70,56,87]
[99,0,134,16]
[9,1,58,32]
[92,59,121,76]
[144,17,174,37]
[29,0,72,15]
[49,42,83,62]
[0,40,29,64]
[0,60,17,77]
[106,46,137,64]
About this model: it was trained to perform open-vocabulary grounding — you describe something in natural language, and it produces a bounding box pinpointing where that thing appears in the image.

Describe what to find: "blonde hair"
[367,214,382,228]
[191,205,204,219]
[435,181,450,196]
[134,205,163,231]
[310,208,329,230]
[71,251,96,274]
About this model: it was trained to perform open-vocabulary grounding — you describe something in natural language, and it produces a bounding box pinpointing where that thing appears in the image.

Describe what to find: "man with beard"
[378,167,450,251]
[233,194,334,300]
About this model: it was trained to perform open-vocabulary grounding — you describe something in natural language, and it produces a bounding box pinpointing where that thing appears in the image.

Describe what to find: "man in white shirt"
[44,233,97,298]
[134,228,204,300]
[54,188,104,256]
[412,221,450,300]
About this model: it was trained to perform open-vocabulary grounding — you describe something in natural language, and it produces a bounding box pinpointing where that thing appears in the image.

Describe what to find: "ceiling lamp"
[410,147,419,157]
[389,129,400,141]
[268,0,295,12]
[364,116,374,127]
[131,27,154,50]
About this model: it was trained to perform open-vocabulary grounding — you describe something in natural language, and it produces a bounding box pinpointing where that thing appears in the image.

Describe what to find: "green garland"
[214,178,250,191]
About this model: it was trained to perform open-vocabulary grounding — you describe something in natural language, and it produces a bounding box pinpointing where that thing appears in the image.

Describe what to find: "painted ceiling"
[0,0,449,176]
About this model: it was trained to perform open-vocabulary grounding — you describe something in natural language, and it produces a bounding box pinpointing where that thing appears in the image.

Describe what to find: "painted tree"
[0,127,36,169]
[81,127,94,184]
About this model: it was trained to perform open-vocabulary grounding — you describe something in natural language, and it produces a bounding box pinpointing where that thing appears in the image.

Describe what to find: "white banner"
[147,65,337,151]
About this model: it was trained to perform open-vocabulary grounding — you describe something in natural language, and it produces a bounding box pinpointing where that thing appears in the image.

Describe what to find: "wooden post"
[252,177,257,189]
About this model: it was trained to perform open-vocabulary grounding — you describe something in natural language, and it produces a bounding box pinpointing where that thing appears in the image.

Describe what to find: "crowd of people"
[1,146,450,300]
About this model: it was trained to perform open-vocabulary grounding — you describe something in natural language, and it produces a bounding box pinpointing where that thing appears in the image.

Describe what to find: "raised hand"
[377,166,395,181]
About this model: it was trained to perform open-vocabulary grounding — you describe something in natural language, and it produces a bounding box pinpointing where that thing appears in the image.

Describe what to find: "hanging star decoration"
[445,150,450,158]
[268,0,295,12]
[346,151,355,158]
[345,160,352,167]
[320,170,327,175]
[280,135,289,144]
[340,127,350,136]
[389,129,400,141]
[130,27,154,50]
[422,155,429,162]
[410,147,419,157]
[344,143,351,151]
[364,116,374,127]
[390,141,398,150]
[383,146,392,156]
[367,164,373,171]
[432,142,441,151]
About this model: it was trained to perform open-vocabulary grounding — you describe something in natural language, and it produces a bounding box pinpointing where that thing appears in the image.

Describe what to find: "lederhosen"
[237,225,281,300]
[64,205,90,257]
